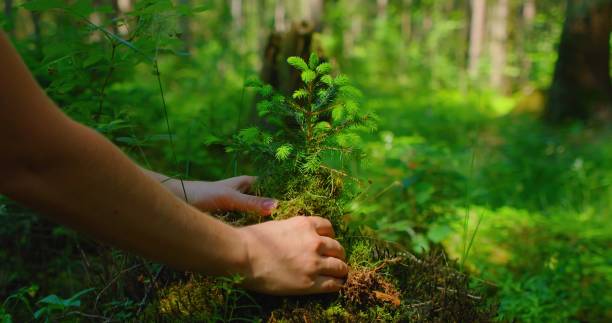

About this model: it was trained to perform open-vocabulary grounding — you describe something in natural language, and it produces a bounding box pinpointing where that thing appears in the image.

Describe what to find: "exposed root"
[341,265,401,308]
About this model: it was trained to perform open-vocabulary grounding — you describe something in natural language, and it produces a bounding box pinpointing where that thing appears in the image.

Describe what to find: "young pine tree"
[229,53,374,230]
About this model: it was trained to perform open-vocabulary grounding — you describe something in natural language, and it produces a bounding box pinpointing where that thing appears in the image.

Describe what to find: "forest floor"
[1,67,611,322]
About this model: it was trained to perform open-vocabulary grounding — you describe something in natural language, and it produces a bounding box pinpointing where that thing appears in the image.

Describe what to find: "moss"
[158,276,223,320]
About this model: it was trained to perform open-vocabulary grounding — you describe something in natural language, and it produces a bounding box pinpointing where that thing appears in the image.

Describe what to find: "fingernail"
[262,199,278,211]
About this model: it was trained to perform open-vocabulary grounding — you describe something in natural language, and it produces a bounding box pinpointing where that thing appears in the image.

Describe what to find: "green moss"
[347,239,375,268]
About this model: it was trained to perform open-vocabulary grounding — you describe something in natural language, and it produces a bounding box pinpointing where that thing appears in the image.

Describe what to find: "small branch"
[435,287,482,300]
[94,264,142,311]
[405,300,432,308]
[374,256,404,272]
[65,311,113,322]
[288,100,307,113]
[136,265,164,316]
[312,103,341,116]
[94,43,117,121]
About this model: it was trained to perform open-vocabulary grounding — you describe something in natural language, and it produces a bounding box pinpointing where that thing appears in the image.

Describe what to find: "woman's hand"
[143,170,278,216]
[238,216,348,295]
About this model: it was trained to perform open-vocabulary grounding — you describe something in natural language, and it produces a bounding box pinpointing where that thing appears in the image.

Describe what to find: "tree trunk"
[261,21,317,96]
[489,0,508,91]
[300,0,323,31]
[401,0,412,43]
[274,0,288,32]
[546,0,612,122]
[377,0,388,20]
[519,0,536,87]
[468,0,486,79]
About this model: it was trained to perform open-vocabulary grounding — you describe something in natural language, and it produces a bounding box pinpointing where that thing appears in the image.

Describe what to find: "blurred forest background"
[1,0,611,322]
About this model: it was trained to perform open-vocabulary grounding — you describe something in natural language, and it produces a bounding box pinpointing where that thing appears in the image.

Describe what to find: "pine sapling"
[229,52,375,230]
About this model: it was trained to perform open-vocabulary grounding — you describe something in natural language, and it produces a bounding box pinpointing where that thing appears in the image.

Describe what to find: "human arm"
[0,32,347,295]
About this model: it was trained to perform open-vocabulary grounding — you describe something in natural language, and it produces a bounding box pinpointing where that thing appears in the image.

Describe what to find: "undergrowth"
[153,54,493,322]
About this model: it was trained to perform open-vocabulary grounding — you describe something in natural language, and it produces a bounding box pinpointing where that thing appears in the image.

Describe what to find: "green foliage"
[286,56,309,71]
[233,53,374,230]
[34,288,94,322]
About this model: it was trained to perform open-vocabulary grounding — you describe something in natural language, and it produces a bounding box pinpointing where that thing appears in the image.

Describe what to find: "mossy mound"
[155,243,492,322]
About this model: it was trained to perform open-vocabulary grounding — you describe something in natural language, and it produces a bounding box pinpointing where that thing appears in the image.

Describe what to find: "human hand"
[237,216,348,295]
[183,175,277,216]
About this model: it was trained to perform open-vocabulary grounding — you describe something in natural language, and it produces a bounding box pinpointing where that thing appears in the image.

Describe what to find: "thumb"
[229,191,278,216]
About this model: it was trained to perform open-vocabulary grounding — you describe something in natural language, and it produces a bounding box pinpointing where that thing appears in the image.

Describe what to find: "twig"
[64,311,113,322]
[405,300,432,308]
[95,42,117,121]
[136,265,164,316]
[94,264,142,311]
[435,287,482,300]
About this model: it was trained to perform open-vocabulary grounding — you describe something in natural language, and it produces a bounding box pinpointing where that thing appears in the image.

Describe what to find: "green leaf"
[411,234,430,253]
[308,53,319,69]
[192,5,211,12]
[321,74,333,85]
[238,127,260,143]
[301,70,316,84]
[0,306,12,323]
[38,295,64,307]
[244,76,262,88]
[292,89,308,100]
[339,85,362,98]
[33,308,47,320]
[66,288,94,306]
[344,100,359,115]
[135,0,173,15]
[414,183,435,204]
[275,144,293,161]
[287,56,308,71]
[332,106,344,121]
[316,62,331,75]
[336,133,360,147]
[258,84,273,98]
[203,134,221,145]
[315,121,332,131]
[427,224,453,243]
[115,137,141,146]
[271,94,285,105]
[176,3,211,15]
[70,0,95,16]
[262,133,273,145]
[334,75,350,86]
[22,0,65,11]
[302,155,321,172]
[82,52,105,68]
[256,100,273,116]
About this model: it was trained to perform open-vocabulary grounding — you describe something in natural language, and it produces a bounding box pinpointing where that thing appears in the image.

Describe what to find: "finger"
[307,216,335,238]
[317,236,345,261]
[310,275,345,294]
[219,175,257,193]
[228,191,277,215]
[317,257,349,278]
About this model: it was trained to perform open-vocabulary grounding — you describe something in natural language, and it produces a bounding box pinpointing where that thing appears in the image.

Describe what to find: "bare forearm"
[4,119,246,274]
[0,33,246,276]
